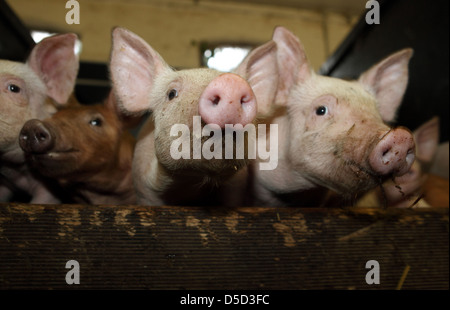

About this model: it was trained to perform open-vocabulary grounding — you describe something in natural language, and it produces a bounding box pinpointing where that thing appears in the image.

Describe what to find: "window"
[31,30,82,55]
[201,43,253,72]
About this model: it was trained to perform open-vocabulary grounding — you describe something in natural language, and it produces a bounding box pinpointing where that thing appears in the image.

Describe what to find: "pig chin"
[296,152,383,198]
[156,141,250,178]
[27,149,81,177]
[156,124,252,176]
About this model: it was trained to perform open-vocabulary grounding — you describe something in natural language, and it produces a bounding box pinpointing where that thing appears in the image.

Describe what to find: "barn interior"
[0,0,448,293]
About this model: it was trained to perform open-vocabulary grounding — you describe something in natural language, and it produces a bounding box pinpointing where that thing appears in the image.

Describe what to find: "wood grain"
[0,203,448,289]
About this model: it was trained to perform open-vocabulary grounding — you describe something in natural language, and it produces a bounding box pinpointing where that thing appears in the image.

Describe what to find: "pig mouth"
[28,149,80,164]
[320,158,384,196]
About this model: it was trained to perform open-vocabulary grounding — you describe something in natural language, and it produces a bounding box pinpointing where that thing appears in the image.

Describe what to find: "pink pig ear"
[358,48,413,123]
[414,116,440,163]
[110,27,170,115]
[27,33,79,105]
[104,90,144,129]
[234,40,279,118]
[272,26,312,105]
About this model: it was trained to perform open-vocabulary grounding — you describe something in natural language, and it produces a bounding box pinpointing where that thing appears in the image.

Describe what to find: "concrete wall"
[7,0,360,71]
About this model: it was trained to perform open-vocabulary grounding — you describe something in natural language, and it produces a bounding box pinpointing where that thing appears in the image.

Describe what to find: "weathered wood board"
[0,203,448,290]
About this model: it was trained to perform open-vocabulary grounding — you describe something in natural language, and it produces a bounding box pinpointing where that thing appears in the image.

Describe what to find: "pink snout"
[369,127,416,177]
[198,73,257,128]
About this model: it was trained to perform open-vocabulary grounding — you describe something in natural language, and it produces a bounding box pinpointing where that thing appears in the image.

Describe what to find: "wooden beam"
[0,203,448,289]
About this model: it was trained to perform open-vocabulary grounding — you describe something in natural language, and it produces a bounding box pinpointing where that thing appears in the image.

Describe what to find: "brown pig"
[19,92,137,205]
[1,33,79,203]
[109,27,279,206]
[356,117,440,208]
[251,27,416,207]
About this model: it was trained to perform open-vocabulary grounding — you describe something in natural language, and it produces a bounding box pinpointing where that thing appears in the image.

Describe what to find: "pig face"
[150,68,248,175]
[110,27,278,179]
[0,34,79,163]
[272,27,415,196]
[19,96,132,182]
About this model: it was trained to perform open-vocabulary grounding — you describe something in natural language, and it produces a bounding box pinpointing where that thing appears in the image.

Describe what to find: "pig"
[251,27,416,207]
[109,27,279,206]
[0,33,79,203]
[356,117,440,208]
[430,141,449,180]
[19,92,137,205]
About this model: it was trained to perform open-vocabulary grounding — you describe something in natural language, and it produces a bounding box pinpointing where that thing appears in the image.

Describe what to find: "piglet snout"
[198,73,257,128]
[369,127,415,177]
[19,119,54,154]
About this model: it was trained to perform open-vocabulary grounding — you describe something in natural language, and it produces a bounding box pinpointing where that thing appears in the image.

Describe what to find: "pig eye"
[89,118,103,127]
[167,89,178,101]
[316,106,328,116]
[8,84,21,93]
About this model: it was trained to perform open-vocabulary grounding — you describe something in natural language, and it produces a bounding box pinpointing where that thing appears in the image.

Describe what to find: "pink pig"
[109,28,279,206]
[0,34,79,203]
[251,27,416,207]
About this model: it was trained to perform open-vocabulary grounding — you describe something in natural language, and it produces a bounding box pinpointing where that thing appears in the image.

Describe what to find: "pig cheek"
[289,133,329,177]
[85,128,120,168]
[0,106,32,150]
[154,114,186,170]
[154,96,199,170]
[326,133,378,193]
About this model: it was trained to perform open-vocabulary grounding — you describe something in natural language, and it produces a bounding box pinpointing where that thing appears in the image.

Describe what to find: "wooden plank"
[0,203,447,290]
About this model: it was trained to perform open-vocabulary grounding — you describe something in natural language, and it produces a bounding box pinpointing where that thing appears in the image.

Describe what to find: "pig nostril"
[212,96,220,105]
[37,132,48,141]
[240,95,249,105]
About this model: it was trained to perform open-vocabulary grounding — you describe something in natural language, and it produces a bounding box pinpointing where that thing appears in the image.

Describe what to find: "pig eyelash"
[167,89,178,101]
[8,84,21,93]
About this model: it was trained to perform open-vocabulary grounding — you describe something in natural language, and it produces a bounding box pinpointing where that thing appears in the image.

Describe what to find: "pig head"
[110,27,279,206]
[356,117,440,208]
[253,27,416,206]
[19,92,137,205]
[0,33,79,203]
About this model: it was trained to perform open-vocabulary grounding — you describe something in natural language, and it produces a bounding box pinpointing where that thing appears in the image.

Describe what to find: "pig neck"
[150,157,238,205]
[63,164,135,204]
[134,127,236,205]
[256,111,316,194]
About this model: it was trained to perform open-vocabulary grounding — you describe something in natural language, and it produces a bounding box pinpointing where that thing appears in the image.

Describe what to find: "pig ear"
[27,33,79,105]
[414,117,439,163]
[105,90,144,129]
[110,27,170,115]
[234,40,278,117]
[272,26,312,104]
[358,48,413,122]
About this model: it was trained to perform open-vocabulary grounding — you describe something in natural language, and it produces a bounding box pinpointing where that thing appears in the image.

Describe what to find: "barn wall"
[7,0,359,71]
